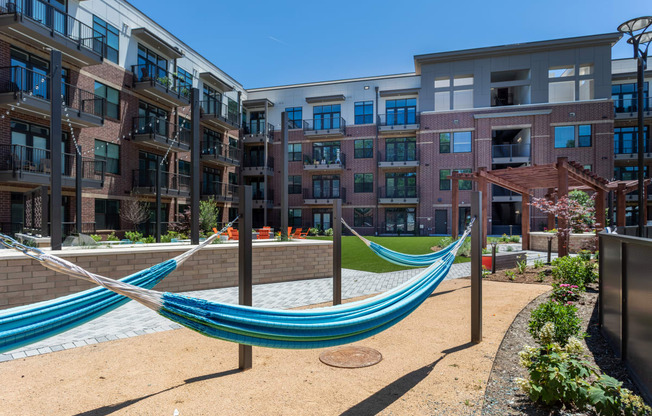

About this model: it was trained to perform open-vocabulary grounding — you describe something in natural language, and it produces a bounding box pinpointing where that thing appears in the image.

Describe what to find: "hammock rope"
[341,217,475,267]
[1,218,475,350]
[0,217,238,354]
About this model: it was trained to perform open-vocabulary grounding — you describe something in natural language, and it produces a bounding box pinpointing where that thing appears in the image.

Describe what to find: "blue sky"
[132,0,650,88]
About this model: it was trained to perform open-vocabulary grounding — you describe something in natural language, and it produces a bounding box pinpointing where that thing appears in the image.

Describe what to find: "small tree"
[199,197,220,233]
[120,195,150,231]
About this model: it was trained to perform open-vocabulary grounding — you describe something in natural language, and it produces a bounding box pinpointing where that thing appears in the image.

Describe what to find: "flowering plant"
[551,283,581,304]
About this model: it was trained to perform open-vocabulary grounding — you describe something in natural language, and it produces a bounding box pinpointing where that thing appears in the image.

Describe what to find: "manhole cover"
[319,346,382,368]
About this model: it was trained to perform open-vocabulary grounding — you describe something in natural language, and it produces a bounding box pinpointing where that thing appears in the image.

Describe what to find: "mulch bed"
[481,281,642,415]
[480,266,556,285]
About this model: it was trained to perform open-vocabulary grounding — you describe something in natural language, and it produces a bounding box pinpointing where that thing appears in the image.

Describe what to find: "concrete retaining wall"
[0,240,333,309]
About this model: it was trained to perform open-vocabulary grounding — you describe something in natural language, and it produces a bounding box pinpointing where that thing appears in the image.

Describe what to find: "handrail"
[491,143,531,159]
[303,186,345,201]
[303,152,345,167]
[202,181,237,198]
[378,147,418,163]
[200,96,239,128]
[132,116,191,146]
[131,63,191,100]
[132,168,190,192]
[377,113,420,126]
[613,96,652,114]
[200,141,241,161]
[243,120,274,137]
[303,117,346,132]
[378,185,419,199]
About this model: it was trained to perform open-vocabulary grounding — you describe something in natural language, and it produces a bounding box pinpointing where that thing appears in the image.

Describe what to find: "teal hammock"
[341,218,474,267]
[0,220,237,355]
[0,222,472,351]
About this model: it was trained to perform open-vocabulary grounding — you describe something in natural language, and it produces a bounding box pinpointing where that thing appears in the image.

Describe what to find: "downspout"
[263,100,269,226]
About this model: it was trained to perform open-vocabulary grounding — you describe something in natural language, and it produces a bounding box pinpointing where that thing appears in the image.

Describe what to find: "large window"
[202,167,221,195]
[385,137,416,161]
[548,64,594,103]
[354,208,373,227]
[289,209,302,228]
[439,169,451,190]
[288,143,302,162]
[614,166,648,181]
[313,105,341,130]
[202,128,222,154]
[385,208,416,234]
[137,101,168,135]
[94,81,119,119]
[93,16,119,64]
[202,85,222,114]
[176,67,193,96]
[612,82,649,113]
[312,142,340,164]
[614,126,649,154]
[289,175,302,194]
[312,175,340,199]
[457,168,472,190]
[94,140,119,174]
[385,172,416,198]
[440,132,472,153]
[286,107,302,129]
[435,75,473,111]
[354,173,373,193]
[355,101,373,124]
[354,139,373,159]
[554,125,592,148]
[137,44,168,80]
[95,199,120,230]
[385,99,416,125]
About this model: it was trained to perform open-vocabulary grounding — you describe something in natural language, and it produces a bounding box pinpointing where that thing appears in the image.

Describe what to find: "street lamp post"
[618,17,652,237]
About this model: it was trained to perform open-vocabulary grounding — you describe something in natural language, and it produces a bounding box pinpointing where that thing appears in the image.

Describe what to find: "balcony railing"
[303,187,346,202]
[377,113,420,127]
[243,120,274,137]
[201,96,239,128]
[243,154,274,169]
[613,97,652,115]
[131,63,190,101]
[0,66,106,119]
[378,185,419,199]
[202,181,238,200]
[201,141,241,163]
[132,169,190,194]
[303,152,345,170]
[303,117,346,135]
[132,116,191,148]
[0,144,105,183]
[492,143,531,160]
[0,0,106,55]
[252,188,274,201]
[377,148,419,167]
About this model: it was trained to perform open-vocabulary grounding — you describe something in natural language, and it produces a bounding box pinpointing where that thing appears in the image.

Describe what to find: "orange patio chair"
[287,227,293,238]
[227,227,239,241]
[292,228,302,239]
[257,229,271,239]
[298,229,309,239]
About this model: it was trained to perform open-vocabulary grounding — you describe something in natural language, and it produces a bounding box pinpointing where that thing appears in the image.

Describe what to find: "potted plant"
[482,247,493,270]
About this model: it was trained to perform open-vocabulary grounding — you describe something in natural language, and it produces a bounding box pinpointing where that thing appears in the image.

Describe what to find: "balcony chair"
[292,228,302,239]
[298,229,309,239]
[227,227,239,241]
[257,229,271,240]
[287,227,292,237]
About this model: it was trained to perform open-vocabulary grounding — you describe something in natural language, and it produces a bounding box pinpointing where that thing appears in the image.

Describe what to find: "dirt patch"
[0,279,549,416]
[464,266,556,285]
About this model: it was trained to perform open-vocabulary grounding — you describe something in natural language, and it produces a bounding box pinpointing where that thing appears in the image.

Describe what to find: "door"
[435,210,447,234]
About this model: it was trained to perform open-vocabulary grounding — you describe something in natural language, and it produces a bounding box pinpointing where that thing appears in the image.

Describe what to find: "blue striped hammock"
[0,222,472,351]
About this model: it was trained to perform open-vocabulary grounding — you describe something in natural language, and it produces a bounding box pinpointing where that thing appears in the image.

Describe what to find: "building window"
[228,172,237,185]
[289,175,302,194]
[434,91,450,111]
[94,81,119,119]
[614,126,649,154]
[439,169,451,190]
[554,125,591,148]
[286,107,302,129]
[94,139,119,174]
[354,173,373,193]
[201,167,221,195]
[312,142,340,164]
[354,208,373,227]
[176,67,192,97]
[178,160,190,176]
[385,99,416,125]
[385,207,416,233]
[385,137,416,161]
[548,64,594,103]
[583,164,592,171]
[385,172,416,197]
[439,133,451,153]
[137,44,168,80]
[202,85,222,114]
[313,105,341,130]
[456,168,472,190]
[288,143,302,162]
[612,82,649,113]
[312,175,340,199]
[614,165,648,181]
[95,199,120,230]
[289,209,302,228]
[93,16,119,64]
[137,101,168,135]
[354,139,373,158]
[453,131,472,153]
[354,101,373,124]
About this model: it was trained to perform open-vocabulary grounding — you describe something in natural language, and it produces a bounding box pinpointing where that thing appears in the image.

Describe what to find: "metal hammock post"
[333,198,342,305]
[239,185,253,370]
[471,191,482,344]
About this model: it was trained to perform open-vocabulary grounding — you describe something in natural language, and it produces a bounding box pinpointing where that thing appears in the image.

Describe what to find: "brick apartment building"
[0,0,648,239]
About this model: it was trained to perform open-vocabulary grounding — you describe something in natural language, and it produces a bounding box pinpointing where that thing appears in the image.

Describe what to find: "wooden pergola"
[449,157,611,257]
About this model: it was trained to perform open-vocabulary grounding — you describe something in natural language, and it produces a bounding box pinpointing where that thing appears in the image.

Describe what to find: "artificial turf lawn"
[308,236,471,273]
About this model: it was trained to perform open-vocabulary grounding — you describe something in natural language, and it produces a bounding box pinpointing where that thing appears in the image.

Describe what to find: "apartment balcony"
[492,185,522,202]
[377,113,420,135]
[614,150,652,161]
[303,187,346,205]
[200,97,239,131]
[200,141,241,167]
[303,117,346,138]
[242,155,274,176]
[131,63,190,107]
[201,181,239,203]
[132,169,189,197]
[0,67,105,127]
[0,0,104,66]
[377,186,419,204]
[0,144,105,188]
[252,189,274,209]
[377,149,419,169]
[303,153,345,172]
[242,120,274,145]
[614,97,652,119]
[492,143,531,164]
[132,116,191,153]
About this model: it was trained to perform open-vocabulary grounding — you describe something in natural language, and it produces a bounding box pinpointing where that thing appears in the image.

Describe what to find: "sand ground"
[0,279,549,416]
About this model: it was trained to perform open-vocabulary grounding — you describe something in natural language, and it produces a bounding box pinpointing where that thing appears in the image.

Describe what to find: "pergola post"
[557,158,569,257]
[643,185,648,225]
[595,189,606,232]
[521,193,530,250]
[546,188,556,230]
[617,183,627,227]
[451,178,459,239]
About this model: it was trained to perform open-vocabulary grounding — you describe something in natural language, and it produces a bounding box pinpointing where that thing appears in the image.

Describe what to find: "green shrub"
[578,250,592,261]
[308,227,320,236]
[516,259,527,274]
[500,233,510,243]
[324,228,333,236]
[533,259,545,269]
[551,283,581,304]
[457,239,471,257]
[506,246,514,252]
[142,235,155,244]
[161,230,185,243]
[593,250,600,260]
[510,235,520,243]
[529,300,582,346]
[124,231,142,242]
[505,270,516,281]
[90,234,102,242]
[551,256,596,289]
[106,231,119,242]
[438,237,453,249]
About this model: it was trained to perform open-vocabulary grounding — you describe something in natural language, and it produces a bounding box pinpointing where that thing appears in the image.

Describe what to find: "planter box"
[482,251,526,271]
[529,232,596,253]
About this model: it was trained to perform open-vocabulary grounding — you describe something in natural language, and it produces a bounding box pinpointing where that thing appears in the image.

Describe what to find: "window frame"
[288,175,302,194]
[439,169,451,190]
[286,107,303,129]
[354,101,373,125]
[554,125,592,148]
[288,143,302,162]
[93,15,119,64]
[94,81,120,120]
[94,139,120,174]
[354,139,373,159]
[354,173,373,193]
[354,208,373,227]
[95,199,120,230]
